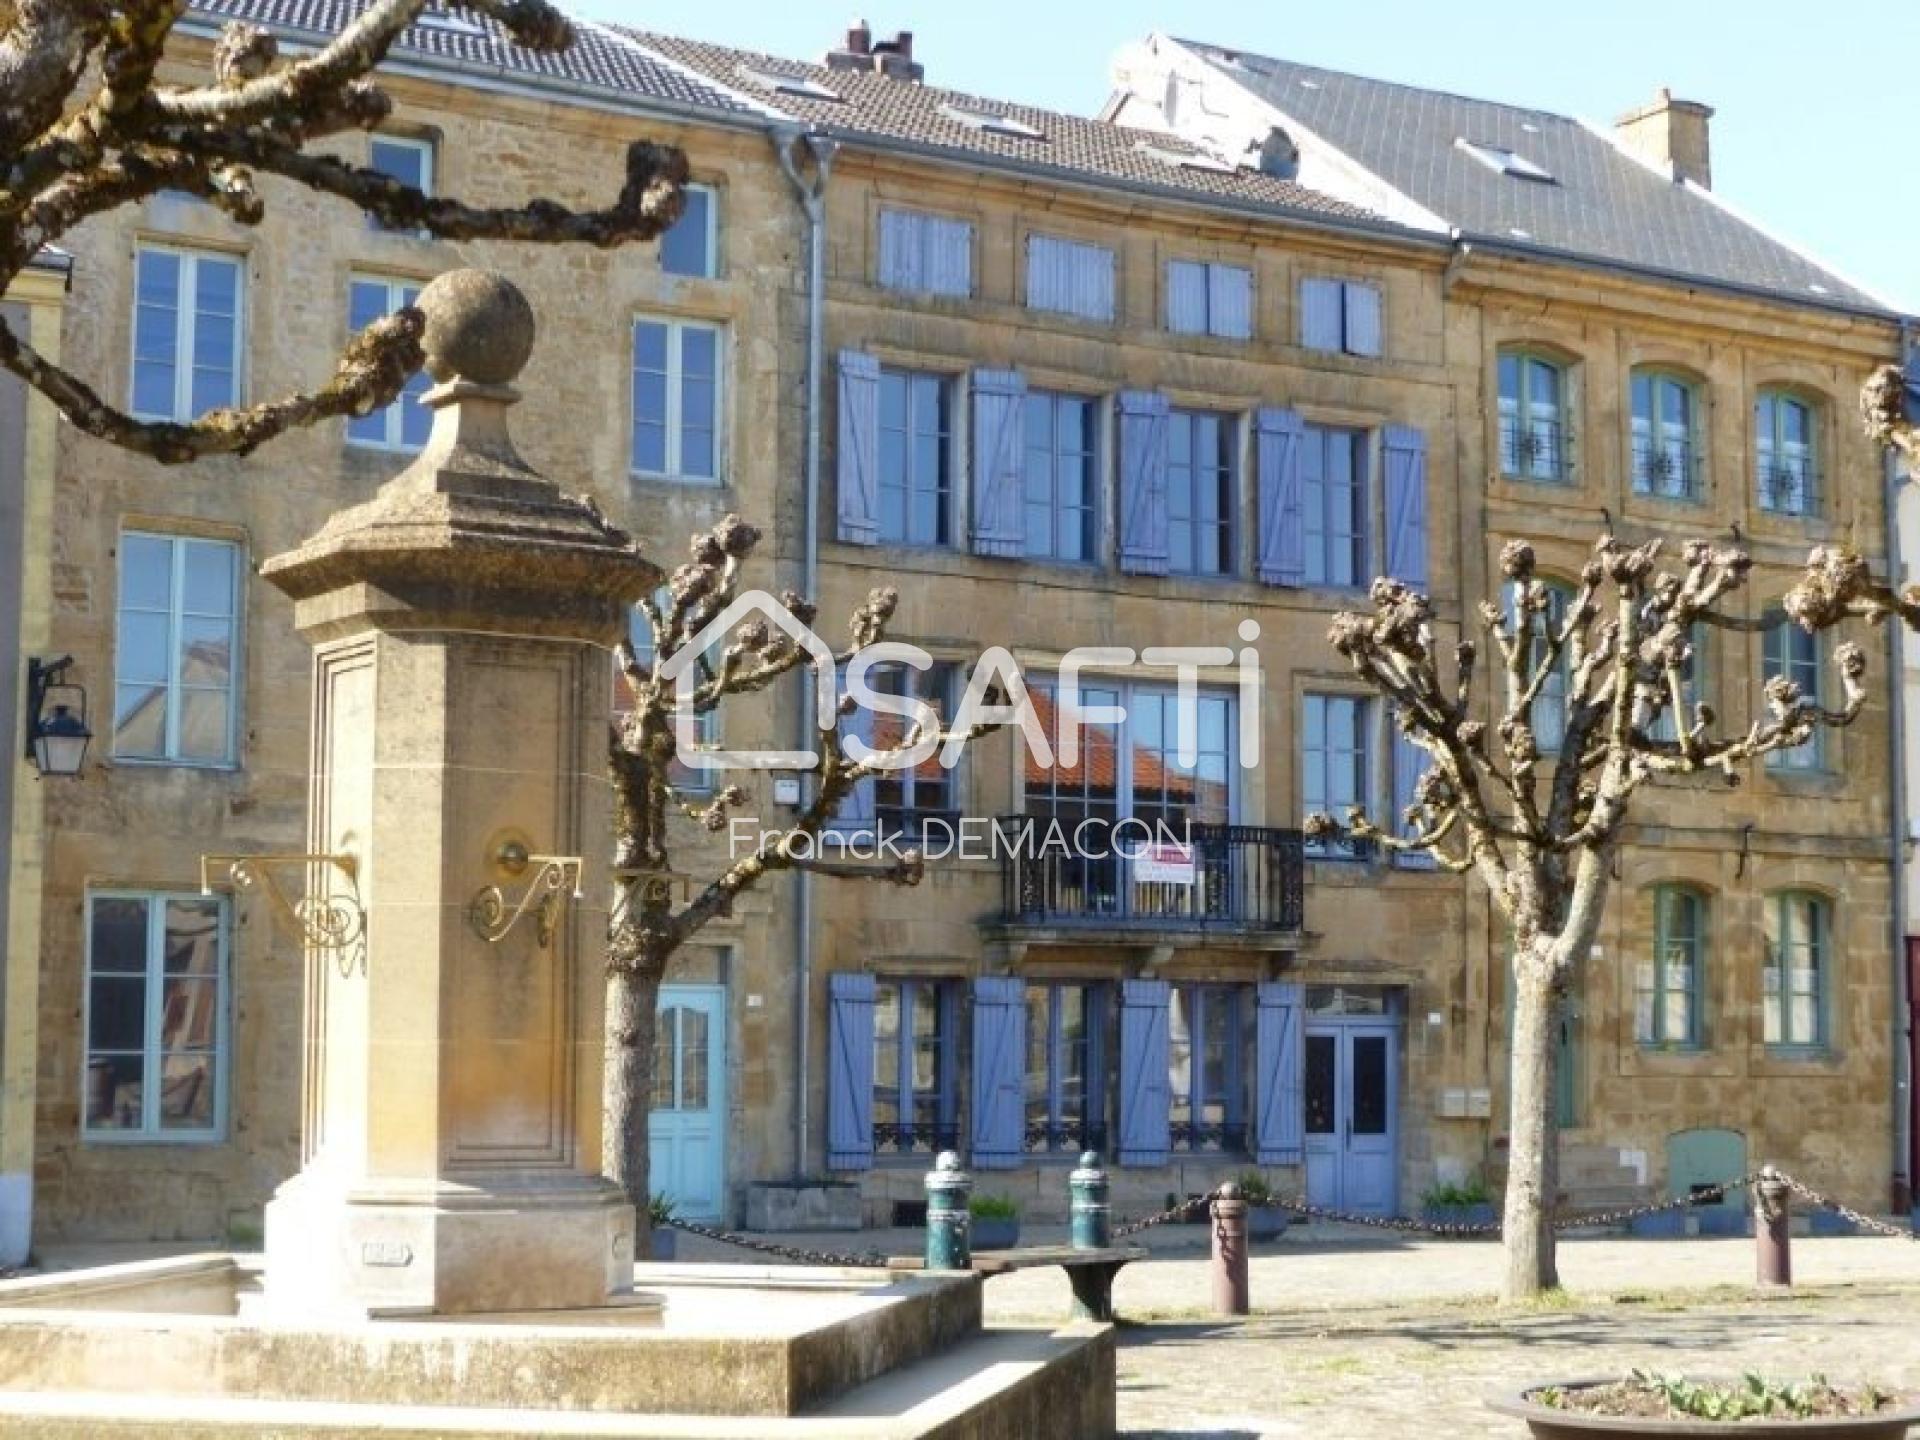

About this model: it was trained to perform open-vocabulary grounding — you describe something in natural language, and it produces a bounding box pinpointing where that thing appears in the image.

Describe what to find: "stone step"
[0,1325,1115,1438]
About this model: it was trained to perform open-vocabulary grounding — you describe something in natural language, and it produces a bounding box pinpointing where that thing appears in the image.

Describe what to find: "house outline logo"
[656,589,839,770]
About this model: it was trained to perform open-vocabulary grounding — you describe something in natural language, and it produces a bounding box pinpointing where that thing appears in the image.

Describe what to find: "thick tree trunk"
[1502,960,1562,1301]
[603,960,662,1258]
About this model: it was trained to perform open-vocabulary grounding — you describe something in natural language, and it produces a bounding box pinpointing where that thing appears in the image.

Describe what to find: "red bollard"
[1210,1182,1249,1316]
[1754,1165,1792,1289]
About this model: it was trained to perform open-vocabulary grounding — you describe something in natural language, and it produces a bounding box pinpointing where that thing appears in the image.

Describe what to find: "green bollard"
[1069,1150,1110,1250]
[925,1151,972,1271]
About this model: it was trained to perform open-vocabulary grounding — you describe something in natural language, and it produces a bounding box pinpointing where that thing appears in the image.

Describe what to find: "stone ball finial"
[416,269,536,386]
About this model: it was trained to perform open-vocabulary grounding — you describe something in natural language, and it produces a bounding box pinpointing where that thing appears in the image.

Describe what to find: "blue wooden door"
[1303,1023,1399,1216]
[650,985,727,1221]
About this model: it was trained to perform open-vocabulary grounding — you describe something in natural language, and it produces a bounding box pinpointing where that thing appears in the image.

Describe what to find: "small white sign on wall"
[1134,842,1196,886]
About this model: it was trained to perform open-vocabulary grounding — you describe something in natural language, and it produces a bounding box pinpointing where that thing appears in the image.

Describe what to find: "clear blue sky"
[575,0,1920,313]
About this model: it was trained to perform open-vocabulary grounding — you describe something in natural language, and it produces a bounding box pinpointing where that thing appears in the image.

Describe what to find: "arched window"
[1763,891,1831,1051]
[1638,886,1705,1047]
[1497,349,1570,483]
[1756,389,1819,517]
[1631,369,1702,501]
[1762,611,1824,772]
[1649,623,1709,743]
[1506,578,1574,751]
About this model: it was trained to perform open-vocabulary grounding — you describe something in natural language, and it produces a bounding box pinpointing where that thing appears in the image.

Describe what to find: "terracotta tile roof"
[621,29,1387,226]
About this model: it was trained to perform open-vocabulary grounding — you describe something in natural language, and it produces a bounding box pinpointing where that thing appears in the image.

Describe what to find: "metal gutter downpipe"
[1894,318,1915,1212]
[773,125,835,1179]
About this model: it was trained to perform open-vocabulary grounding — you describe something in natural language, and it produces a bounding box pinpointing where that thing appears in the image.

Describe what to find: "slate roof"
[609,30,1385,226]
[186,1,757,116]
[1175,41,1891,313]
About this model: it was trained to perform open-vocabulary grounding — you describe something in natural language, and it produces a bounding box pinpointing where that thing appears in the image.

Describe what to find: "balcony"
[989,818,1305,946]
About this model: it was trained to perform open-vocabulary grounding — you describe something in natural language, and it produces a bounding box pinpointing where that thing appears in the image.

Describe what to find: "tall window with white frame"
[1650,623,1708,743]
[658,183,719,279]
[84,892,228,1140]
[367,134,434,231]
[1763,890,1830,1051]
[1169,983,1249,1153]
[1022,391,1097,562]
[1497,349,1570,483]
[1637,885,1705,1048]
[631,317,722,483]
[616,589,718,793]
[878,369,951,546]
[1025,981,1109,1155]
[115,532,241,766]
[1301,424,1369,588]
[1755,389,1818,517]
[872,977,959,1156]
[1763,613,1824,771]
[1505,579,1573,752]
[1166,408,1234,577]
[1631,369,1701,500]
[346,276,431,450]
[1302,693,1369,857]
[868,660,959,834]
[131,246,243,422]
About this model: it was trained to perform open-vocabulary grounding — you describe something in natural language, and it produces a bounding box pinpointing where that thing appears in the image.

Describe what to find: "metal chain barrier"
[660,1216,892,1268]
[1113,1194,1211,1238]
[1780,1173,1920,1242]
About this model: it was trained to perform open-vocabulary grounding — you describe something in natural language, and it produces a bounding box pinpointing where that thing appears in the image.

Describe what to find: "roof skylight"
[940,104,1045,141]
[737,65,844,103]
[1135,141,1234,175]
[416,5,486,36]
[1455,137,1555,184]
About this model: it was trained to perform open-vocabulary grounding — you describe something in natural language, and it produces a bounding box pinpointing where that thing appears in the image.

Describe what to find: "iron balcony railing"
[994,818,1306,933]
[1499,415,1574,484]
[1631,439,1704,501]
[1757,457,1821,517]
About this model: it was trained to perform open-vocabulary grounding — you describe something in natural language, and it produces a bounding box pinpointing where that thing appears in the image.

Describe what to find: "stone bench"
[887,1244,1148,1322]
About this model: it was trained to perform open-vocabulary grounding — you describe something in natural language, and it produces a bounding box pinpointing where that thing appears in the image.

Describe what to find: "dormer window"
[1455,138,1555,183]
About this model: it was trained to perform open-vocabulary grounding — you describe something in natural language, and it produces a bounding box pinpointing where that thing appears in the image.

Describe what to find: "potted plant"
[1420,1177,1497,1231]
[969,1194,1020,1250]
[1489,1370,1919,1439]
[1235,1170,1291,1241]
[647,1191,679,1263]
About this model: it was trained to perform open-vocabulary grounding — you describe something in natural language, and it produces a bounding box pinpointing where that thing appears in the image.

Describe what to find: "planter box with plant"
[1234,1171,1291,1241]
[1490,1370,1919,1439]
[647,1192,678,1263]
[1420,1178,1497,1232]
[969,1194,1021,1251]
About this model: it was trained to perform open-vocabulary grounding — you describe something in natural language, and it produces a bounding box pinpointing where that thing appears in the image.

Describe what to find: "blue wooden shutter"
[826,972,875,1171]
[969,976,1027,1168]
[877,209,921,291]
[925,216,973,297]
[1255,407,1306,587]
[970,368,1027,558]
[1208,264,1254,340]
[1344,282,1383,357]
[1383,424,1429,588]
[1392,723,1437,870]
[1117,390,1171,576]
[1117,979,1171,1165]
[1254,981,1304,1164]
[1166,260,1207,334]
[1300,277,1344,351]
[836,350,880,545]
[1029,236,1113,322]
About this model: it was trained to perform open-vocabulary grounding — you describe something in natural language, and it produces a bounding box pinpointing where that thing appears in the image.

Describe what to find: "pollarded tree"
[1307,535,1867,1301]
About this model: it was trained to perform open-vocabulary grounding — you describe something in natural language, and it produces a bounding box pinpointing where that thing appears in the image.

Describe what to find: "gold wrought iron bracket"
[469,838,584,948]
[200,853,367,975]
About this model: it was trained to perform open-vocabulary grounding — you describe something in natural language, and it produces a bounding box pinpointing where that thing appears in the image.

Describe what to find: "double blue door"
[649,985,727,1221]
[1303,1021,1398,1216]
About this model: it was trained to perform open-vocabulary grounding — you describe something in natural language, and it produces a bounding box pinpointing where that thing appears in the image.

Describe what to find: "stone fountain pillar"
[257,271,657,1319]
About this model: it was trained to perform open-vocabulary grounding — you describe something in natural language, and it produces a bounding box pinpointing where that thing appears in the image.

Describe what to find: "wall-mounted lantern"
[24,656,92,779]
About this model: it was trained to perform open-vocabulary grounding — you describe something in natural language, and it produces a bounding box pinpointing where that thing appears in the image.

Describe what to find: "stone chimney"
[1613,87,1714,188]
[823,19,923,81]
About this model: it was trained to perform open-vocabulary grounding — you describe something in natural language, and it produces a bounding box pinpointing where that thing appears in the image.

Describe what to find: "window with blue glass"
[1637,886,1705,1047]
[346,277,431,450]
[1763,613,1824,771]
[1631,369,1701,500]
[878,369,952,545]
[1302,423,1368,588]
[1022,391,1097,562]
[1650,623,1708,744]
[870,661,959,833]
[131,246,243,422]
[1763,891,1830,1051]
[367,134,433,232]
[1169,983,1249,1153]
[1756,390,1818,516]
[1302,693,1369,857]
[659,183,719,279]
[1497,349,1570,482]
[1024,981,1109,1154]
[617,588,718,793]
[872,977,959,1155]
[1504,579,1573,752]
[631,317,722,482]
[1166,408,1235,576]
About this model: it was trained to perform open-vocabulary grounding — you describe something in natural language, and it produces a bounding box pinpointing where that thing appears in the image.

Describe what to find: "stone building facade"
[0,6,1906,1255]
